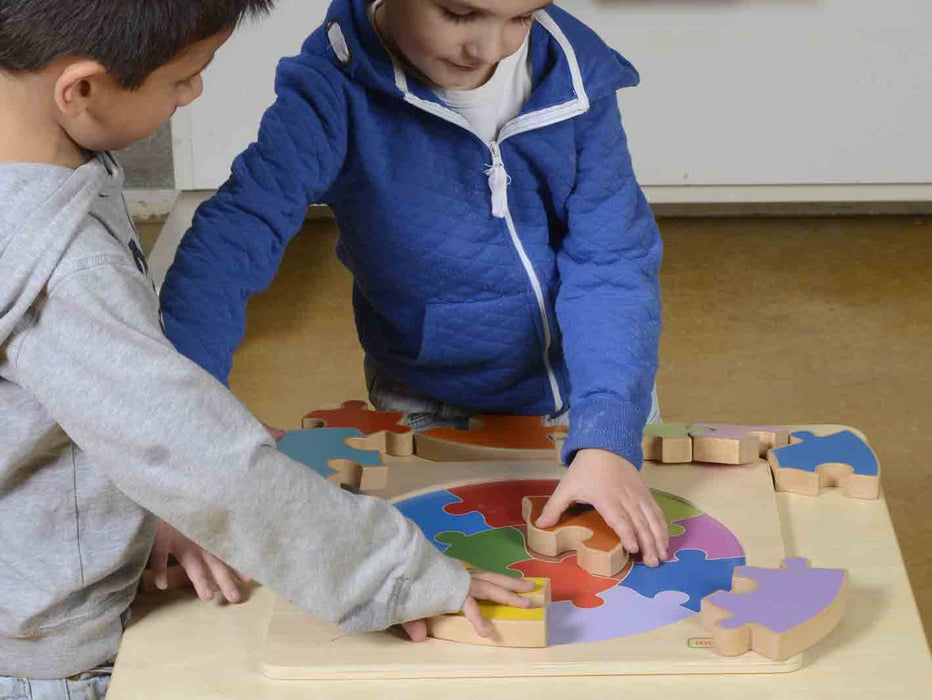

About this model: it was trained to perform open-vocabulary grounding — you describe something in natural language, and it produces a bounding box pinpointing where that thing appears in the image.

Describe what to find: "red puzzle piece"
[510,555,623,609]
[445,480,558,528]
[303,400,412,455]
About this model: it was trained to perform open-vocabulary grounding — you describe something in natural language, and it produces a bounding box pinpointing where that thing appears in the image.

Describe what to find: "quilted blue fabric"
[159,0,662,467]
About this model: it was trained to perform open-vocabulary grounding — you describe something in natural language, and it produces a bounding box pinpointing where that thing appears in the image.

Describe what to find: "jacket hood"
[0,155,113,345]
[311,0,640,114]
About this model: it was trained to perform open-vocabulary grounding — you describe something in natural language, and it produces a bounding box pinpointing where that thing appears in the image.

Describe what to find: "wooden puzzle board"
[262,458,797,679]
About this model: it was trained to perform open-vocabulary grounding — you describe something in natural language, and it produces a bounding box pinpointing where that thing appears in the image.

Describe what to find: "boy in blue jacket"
[161,0,670,566]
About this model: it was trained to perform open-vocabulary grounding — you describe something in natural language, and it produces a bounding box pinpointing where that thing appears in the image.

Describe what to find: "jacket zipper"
[486,139,563,413]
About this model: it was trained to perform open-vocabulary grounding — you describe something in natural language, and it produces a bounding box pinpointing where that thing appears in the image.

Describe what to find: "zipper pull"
[485,141,510,219]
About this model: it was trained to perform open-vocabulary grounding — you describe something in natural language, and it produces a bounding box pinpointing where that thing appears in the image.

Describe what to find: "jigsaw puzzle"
[394,478,747,646]
[701,557,848,660]
[276,426,388,491]
[414,415,566,461]
[302,400,413,455]
[768,430,881,499]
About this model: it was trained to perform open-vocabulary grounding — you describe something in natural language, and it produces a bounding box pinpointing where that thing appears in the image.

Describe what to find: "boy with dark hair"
[0,2,530,695]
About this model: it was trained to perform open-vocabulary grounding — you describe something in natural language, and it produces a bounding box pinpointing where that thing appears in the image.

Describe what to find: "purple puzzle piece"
[704,557,847,633]
[549,587,693,645]
[665,514,745,562]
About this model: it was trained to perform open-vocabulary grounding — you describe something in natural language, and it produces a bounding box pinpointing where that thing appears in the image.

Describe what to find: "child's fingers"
[177,551,215,602]
[233,568,252,584]
[469,578,534,609]
[641,499,669,560]
[202,553,243,604]
[535,486,573,529]
[624,501,660,567]
[401,619,428,642]
[461,597,492,638]
[148,541,170,590]
[470,570,535,592]
[601,504,640,557]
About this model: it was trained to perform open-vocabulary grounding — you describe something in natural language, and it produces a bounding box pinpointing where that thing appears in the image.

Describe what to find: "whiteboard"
[173,0,932,193]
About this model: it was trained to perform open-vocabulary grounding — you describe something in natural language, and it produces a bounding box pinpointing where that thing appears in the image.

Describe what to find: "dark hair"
[0,0,274,88]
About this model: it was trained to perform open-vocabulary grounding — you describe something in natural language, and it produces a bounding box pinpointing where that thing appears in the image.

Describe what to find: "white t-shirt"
[369,0,533,144]
[432,35,533,144]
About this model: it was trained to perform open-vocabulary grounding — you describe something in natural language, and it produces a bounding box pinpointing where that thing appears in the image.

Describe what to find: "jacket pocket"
[416,295,540,370]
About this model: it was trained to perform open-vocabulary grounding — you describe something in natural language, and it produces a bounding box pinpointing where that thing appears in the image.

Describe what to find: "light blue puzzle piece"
[771,430,879,476]
[621,549,745,612]
[277,427,383,480]
[394,490,490,551]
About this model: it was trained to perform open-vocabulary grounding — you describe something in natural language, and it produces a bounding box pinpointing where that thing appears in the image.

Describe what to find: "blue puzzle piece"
[620,549,745,612]
[771,430,879,476]
[277,427,383,480]
[394,490,490,551]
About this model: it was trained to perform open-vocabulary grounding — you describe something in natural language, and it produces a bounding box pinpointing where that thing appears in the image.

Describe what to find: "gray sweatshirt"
[0,154,469,679]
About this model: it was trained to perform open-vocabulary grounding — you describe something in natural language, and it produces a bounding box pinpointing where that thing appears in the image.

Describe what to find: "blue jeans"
[0,663,111,700]
[364,357,662,432]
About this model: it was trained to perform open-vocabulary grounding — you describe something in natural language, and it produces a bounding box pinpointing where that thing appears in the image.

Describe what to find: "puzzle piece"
[642,423,692,463]
[302,400,413,456]
[549,587,693,645]
[277,427,388,491]
[689,423,790,463]
[435,527,528,578]
[654,491,702,538]
[427,578,550,647]
[394,490,490,550]
[444,479,558,528]
[522,497,627,577]
[665,514,745,562]
[415,415,566,462]
[767,430,881,499]
[509,554,623,609]
[621,549,745,612]
[700,557,848,661]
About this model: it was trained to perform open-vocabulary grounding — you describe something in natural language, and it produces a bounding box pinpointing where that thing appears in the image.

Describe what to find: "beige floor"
[139,214,931,644]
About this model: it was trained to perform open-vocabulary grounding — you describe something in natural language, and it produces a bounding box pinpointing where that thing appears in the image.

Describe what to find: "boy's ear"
[53,60,110,118]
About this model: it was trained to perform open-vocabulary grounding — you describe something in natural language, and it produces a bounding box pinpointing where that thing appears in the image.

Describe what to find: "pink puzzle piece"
[701,557,848,661]
[664,514,744,563]
[688,424,790,462]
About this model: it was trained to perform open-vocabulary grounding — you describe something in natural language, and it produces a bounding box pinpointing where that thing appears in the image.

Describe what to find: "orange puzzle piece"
[415,415,566,462]
[522,497,628,577]
[303,400,413,456]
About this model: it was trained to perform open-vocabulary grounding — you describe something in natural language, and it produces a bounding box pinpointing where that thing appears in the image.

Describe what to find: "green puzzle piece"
[653,491,702,537]
[643,423,689,439]
[435,527,528,578]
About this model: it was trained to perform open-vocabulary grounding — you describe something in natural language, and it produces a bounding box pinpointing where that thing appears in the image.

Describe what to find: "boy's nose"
[464,29,508,65]
[178,75,205,107]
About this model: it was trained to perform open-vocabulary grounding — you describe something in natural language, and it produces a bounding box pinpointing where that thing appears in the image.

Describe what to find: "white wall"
[172,0,932,200]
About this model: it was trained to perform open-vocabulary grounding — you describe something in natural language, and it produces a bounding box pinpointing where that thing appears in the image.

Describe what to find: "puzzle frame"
[262,456,797,679]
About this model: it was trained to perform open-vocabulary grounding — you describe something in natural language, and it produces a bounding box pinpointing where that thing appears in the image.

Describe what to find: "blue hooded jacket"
[160,0,662,466]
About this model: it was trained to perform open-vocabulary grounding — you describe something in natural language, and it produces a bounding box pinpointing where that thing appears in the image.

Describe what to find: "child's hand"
[262,422,287,440]
[147,520,251,603]
[400,570,537,642]
[535,448,669,567]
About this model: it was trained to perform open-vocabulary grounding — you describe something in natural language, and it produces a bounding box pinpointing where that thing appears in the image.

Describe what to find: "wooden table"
[108,444,932,697]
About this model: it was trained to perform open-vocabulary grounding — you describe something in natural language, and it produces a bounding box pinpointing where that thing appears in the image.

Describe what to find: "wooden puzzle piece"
[622,549,745,612]
[277,427,388,491]
[700,557,848,661]
[664,514,745,563]
[642,423,692,463]
[415,415,566,462]
[689,424,790,463]
[522,497,627,577]
[509,554,624,609]
[767,430,881,499]
[302,400,413,456]
[426,577,550,647]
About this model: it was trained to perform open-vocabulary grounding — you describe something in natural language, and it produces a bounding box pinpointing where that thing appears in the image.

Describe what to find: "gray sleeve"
[8,259,469,630]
